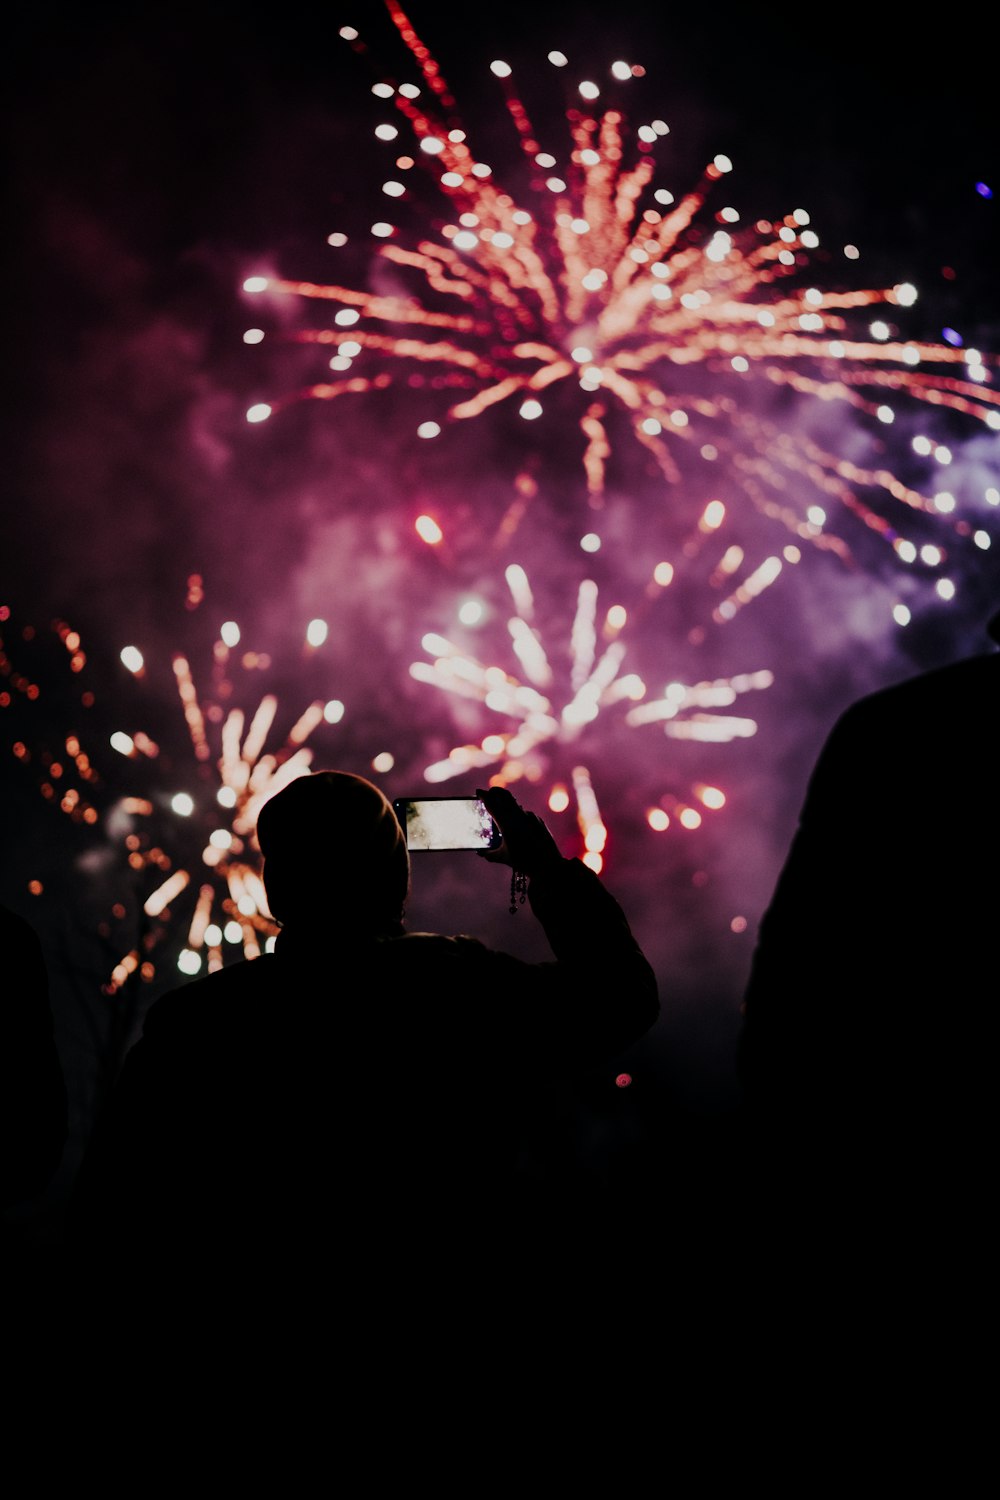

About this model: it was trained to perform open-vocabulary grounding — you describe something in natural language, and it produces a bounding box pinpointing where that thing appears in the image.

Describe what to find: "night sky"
[3,1,999,1236]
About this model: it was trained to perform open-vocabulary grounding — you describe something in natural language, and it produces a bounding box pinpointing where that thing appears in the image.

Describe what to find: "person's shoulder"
[833,647,1000,738]
[142,955,279,1033]
[376,931,492,963]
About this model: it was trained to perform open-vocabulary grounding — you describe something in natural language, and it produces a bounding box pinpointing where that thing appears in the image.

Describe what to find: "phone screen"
[394,797,501,852]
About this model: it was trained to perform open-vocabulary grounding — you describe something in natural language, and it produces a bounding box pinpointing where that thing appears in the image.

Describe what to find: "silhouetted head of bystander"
[256,771,410,936]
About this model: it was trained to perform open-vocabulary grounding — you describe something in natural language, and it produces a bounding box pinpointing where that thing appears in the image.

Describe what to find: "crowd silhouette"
[4,614,997,1327]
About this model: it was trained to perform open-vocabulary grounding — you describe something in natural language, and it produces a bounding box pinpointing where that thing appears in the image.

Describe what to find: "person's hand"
[476,786,562,876]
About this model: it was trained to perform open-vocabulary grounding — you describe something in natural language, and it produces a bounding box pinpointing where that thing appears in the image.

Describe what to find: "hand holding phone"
[476,786,563,875]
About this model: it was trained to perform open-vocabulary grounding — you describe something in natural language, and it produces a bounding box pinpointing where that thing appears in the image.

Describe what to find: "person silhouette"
[737,610,1000,1245]
[68,775,658,1283]
[1,902,68,1225]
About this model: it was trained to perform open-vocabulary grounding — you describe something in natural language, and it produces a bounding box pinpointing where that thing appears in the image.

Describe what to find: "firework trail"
[408,561,773,871]
[242,1,998,593]
[1,592,345,992]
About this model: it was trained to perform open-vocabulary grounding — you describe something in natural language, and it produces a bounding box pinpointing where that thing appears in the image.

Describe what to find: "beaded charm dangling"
[509,869,528,914]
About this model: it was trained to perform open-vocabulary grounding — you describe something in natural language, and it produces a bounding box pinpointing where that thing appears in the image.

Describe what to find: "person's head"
[256,771,410,933]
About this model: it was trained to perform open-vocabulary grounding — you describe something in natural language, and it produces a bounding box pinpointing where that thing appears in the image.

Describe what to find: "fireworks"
[2,598,344,992]
[409,562,773,870]
[242,1,998,586]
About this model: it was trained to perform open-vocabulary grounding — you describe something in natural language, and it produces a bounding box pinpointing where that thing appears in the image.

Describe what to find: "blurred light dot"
[571,346,593,363]
[334,308,360,326]
[870,320,890,340]
[417,421,441,439]
[420,136,444,155]
[876,405,895,424]
[519,399,543,420]
[548,785,570,813]
[806,506,826,526]
[933,491,956,513]
[611,60,632,80]
[171,793,195,817]
[582,851,603,873]
[210,830,233,849]
[459,600,484,625]
[647,808,670,831]
[606,605,627,630]
[973,530,991,550]
[453,230,479,250]
[490,59,512,77]
[942,326,963,347]
[372,752,395,773]
[372,83,394,98]
[580,533,601,553]
[893,604,911,626]
[177,950,202,976]
[243,276,268,293]
[615,1073,632,1088]
[224,921,243,944]
[714,154,733,173]
[653,189,674,206]
[120,646,144,674]
[306,619,329,647]
[375,123,398,141]
[371,222,394,238]
[548,51,568,66]
[679,808,702,830]
[935,578,956,601]
[935,445,953,465]
[382,181,405,198]
[217,787,237,808]
[220,621,240,647]
[111,732,135,756]
[653,561,674,586]
[976,181,993,198]
[324,699,345,724]
[205,924,223,947]
[698,785,726,810]
[416,515,444,545]
[894,282,918,306]
[327,232,348,247]
[579,81,600,100]
[920,545,942,565]
[247,403,272,423]
[243,328,265,345]
[731,916,748,934]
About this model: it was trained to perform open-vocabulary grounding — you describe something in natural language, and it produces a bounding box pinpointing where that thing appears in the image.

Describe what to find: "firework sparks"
[2,599,342,993]
[242,2,998,589]
[409,562,773,869]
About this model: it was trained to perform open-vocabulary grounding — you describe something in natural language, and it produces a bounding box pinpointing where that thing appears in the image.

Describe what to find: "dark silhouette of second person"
[70,775,658,1276]
[738,613,1000,1241]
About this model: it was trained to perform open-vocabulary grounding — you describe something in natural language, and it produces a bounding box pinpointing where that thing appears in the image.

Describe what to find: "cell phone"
[392,796,502,852]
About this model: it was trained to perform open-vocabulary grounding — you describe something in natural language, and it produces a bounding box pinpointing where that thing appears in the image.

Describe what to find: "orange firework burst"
[2,597,345,993]
[243,1,999,578]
